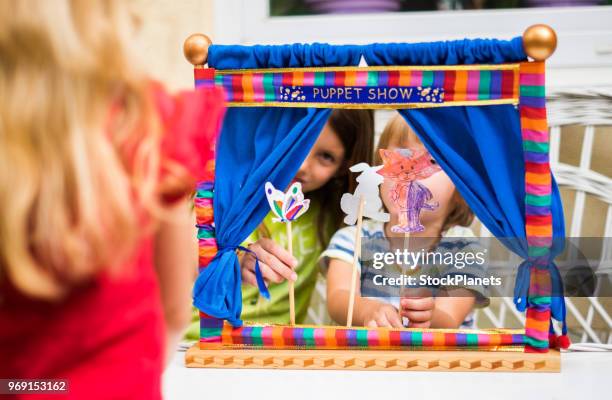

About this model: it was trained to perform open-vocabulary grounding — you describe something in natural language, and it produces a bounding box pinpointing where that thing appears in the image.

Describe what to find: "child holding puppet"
[185,109,375,338]
[238,109,375,325]
[322,114,489,329]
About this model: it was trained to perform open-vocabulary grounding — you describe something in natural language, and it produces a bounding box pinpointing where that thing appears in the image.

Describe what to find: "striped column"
[194,68,224,345]
[519,61,553,353]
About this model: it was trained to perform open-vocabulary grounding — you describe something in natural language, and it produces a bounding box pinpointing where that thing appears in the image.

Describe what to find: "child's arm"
[154,199,198,365]
[327,258,403,328]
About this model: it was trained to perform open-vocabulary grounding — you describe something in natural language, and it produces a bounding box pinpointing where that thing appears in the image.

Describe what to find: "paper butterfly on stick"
[340,163,390,225]
[378,148,441,233]
[265,182,310,223]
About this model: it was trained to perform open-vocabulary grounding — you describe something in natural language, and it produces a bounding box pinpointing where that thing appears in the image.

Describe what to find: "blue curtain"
[362,38,566,328]
[193,44,363,326]
[395,107,565,252]
[362,37,526,66]
[396,108,566,321]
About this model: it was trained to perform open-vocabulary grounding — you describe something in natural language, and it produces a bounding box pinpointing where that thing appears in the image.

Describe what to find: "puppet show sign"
[195,65,521,109]
[284,85,443,105]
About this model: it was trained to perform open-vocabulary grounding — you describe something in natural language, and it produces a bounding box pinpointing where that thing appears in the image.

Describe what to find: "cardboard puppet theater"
[185,25,567,372]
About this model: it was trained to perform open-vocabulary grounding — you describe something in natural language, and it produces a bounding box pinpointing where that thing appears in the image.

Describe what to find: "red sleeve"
[152,83,225,202]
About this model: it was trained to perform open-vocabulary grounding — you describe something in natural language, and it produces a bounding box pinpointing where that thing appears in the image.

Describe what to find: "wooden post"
[346,196,365,327]
[183,33,221,345]
[287,221,295,326]
[400,231,411,326]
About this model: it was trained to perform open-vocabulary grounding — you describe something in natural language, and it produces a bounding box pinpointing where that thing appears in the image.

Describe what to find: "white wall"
[137,0,215,90]
[212,0,612,93]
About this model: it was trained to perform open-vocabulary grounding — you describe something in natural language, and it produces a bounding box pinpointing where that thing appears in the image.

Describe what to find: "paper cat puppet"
[378,148,441,233]
[340,163,390,225]
[265,181,310,223]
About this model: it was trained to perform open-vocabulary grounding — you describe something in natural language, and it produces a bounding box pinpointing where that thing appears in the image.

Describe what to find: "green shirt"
[241,201,324,324]
[185,201,328,340]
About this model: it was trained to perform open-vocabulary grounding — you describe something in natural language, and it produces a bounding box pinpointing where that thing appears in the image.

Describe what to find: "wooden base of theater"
[185,345,560,372]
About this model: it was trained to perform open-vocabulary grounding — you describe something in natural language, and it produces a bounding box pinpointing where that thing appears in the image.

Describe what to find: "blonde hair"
[375,114,474,232]
[0,0,169,299]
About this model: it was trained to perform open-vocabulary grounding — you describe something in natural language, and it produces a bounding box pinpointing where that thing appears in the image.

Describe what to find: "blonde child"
[322,114,488,328]
[0,1,223,398]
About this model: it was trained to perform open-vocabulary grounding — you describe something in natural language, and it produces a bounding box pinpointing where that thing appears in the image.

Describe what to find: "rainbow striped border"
[519,61,554,353]
[199,322,525,352]
[193,67,225,340]
[195,64,520,109]
[196,179,217,269]
[195,170,223,339]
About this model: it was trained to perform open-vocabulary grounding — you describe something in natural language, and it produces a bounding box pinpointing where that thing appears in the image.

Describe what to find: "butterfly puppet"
[264,182,310,223]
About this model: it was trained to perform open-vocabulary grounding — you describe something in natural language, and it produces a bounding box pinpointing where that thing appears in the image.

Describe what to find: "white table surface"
[163,349,611,400]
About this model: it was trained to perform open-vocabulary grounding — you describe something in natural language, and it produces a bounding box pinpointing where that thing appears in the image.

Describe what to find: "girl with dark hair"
[240,109,375,324]
[185,109,374,334]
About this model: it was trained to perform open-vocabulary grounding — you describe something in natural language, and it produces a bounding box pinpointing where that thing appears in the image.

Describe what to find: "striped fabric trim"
[195,173,222,341]
[195,65,520,109]
[193,68,225,341]
[199,322,525,352]
[195,179,217,268]
[519,61,554,353]
[194,68,216,87]
[200,313,224,343]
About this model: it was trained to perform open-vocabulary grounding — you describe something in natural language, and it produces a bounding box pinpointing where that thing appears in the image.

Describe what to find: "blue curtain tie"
[218,244,271,301]
[513,260,531,312]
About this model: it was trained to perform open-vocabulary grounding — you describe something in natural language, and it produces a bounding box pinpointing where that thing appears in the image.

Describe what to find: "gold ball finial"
[183,33,212,66]
[523,24,557,61]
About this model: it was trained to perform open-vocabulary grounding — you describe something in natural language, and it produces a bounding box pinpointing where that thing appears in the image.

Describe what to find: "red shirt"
[0,84,224,399]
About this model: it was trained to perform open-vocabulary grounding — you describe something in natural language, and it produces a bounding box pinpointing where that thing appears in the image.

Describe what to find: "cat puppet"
[378,148,441,233]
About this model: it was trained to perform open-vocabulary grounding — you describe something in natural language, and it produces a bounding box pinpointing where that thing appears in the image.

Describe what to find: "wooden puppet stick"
[286,221,295,326]
[401,231,411,327]
[346,195,365,328]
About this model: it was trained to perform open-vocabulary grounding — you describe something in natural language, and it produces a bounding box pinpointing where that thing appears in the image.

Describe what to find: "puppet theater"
[184,24,567,372]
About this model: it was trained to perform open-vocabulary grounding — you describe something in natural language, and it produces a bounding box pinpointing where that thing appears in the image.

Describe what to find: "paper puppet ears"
[377,147,441,181]
[379,148,416,163]
[265,181,310,223]
[349,162,383,174]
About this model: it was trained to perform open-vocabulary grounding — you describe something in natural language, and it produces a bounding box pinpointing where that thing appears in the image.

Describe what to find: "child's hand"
[240,238,298,286]
[400,296,435,328]
[363,304,403,328]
